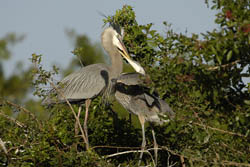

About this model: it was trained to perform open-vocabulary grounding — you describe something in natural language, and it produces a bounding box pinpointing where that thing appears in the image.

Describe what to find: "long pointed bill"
[116,39,146,75]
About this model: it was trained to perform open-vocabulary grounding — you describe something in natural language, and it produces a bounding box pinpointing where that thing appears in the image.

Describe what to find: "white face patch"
[112,33,123,50]
[111,29,146,75]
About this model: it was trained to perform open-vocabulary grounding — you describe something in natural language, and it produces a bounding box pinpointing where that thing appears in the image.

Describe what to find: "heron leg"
[129,113,132,127]
[138,114,146,165]
[84,99,91,147]
[74,106,82,136]
[152,129,158,166]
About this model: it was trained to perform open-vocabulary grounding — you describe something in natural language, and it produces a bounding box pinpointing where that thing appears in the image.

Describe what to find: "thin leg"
[152,129,158,166]
[129,113,132,127]
[84,99,91,148]
[138,115,146,166]
[75,106,82,136]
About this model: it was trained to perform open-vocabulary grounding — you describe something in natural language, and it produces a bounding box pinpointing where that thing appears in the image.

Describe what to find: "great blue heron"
[43,26,145,149]
[112,73,175,165]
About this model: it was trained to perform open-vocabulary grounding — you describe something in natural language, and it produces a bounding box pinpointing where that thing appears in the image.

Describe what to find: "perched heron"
[43,26,145,149]
[112,73,175,165]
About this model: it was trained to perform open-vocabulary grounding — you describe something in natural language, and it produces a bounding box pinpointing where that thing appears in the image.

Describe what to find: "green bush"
[1,0,249,166]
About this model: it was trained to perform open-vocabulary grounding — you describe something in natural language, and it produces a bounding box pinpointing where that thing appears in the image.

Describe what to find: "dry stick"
[32,59,88,148]
[92,145,141,150]
[193,122,246,138]
[161,146,250,167]
[5,100,42,130]
[104,148,156,167]
[47,80,89,150]
[74,106,82,136]
[193,111,208,132]
[163,146,204,164]
[167,151,177,167]
[0,111,25,127]
[180,155,185,167]
[222,161,250,167]
[221,142,244,155]
[96,145,249,167]
[207,60,240,71]
[0,138,8,154]
[192,109,246,138]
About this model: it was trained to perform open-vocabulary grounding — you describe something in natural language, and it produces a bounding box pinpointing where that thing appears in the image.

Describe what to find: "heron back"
[43,63,112,105]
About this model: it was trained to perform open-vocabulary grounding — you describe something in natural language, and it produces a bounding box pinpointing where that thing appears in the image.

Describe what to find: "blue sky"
[0,0,217,76]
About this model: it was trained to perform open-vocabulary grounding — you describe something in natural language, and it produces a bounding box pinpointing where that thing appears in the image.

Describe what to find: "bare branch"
[92,145,141,150]
[167,151,177,167]
[94,145,249,166]
[207,60,240,71]
[0,111,25,127]
[180,155,185,167]
[103,148,156,167]
[192,122,246,138]
[4,100,42,129]
[32,55,89,150]
[222,161,250,167]
[161,146,250,166]
[47,80,89,150]
[0,138,7,154]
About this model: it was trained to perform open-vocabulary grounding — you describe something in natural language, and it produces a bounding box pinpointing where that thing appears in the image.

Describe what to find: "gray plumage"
[115,73,145,85]
[54,64,110,102]
[43,26,146,150]
[114,73,175,124]
[43,27,145,105]
[112,73,175,165]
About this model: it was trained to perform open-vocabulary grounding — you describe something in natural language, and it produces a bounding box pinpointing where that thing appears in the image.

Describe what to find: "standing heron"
[112,73,175,165]
[43,26,145,149]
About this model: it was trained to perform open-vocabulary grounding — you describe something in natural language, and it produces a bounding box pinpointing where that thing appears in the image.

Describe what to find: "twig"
[0,111,25,127]
[192,111,207,131]
[167,151,177,167]
[77,54,84,68]
[103,148,156,167]
[161,146,250,167]
[222,161,250,167]
[92,145,141,150]
[104,149,146,158]
[192,122,246,138]
[47,80,89,150]
[97,145,249,167]
[0,138,7,154]
[180,155,185,167]
[32,57,89,150]
[5,100,42,129]
[161,146,197,163]
[207,60,240,71]
[221,142,244,155]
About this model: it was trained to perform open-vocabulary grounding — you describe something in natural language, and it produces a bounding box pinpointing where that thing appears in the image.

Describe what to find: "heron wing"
[143,93,155,106]
[54,64,109,102]
[116,73,145,85]
[158,99,175,119]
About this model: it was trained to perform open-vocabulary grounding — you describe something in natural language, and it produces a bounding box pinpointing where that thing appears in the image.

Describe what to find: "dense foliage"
[1,0,249,166]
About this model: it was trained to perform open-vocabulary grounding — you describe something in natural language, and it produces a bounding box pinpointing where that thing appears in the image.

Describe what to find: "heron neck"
[109,51,123,77]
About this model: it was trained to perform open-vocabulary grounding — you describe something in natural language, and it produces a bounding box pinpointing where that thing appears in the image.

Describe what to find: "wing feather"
[47,64,110,103]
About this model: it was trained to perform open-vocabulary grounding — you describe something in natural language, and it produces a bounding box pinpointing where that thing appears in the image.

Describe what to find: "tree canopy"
[0,0,249,166]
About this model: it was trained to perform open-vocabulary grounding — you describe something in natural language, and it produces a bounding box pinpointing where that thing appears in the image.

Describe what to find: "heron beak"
[117,39,146,75]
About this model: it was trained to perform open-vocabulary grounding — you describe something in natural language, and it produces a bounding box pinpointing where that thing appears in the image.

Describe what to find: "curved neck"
[109,50,123,78]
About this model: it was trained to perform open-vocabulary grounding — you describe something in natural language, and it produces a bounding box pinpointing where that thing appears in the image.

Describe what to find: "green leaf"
[226,50,233,61]
[244,100,250,105]
[211,46,217,55]
[216,55,222,65]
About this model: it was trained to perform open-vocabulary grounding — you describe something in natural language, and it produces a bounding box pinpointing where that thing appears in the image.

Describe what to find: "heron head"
[112,30,146,75]
[102,27,145,75]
